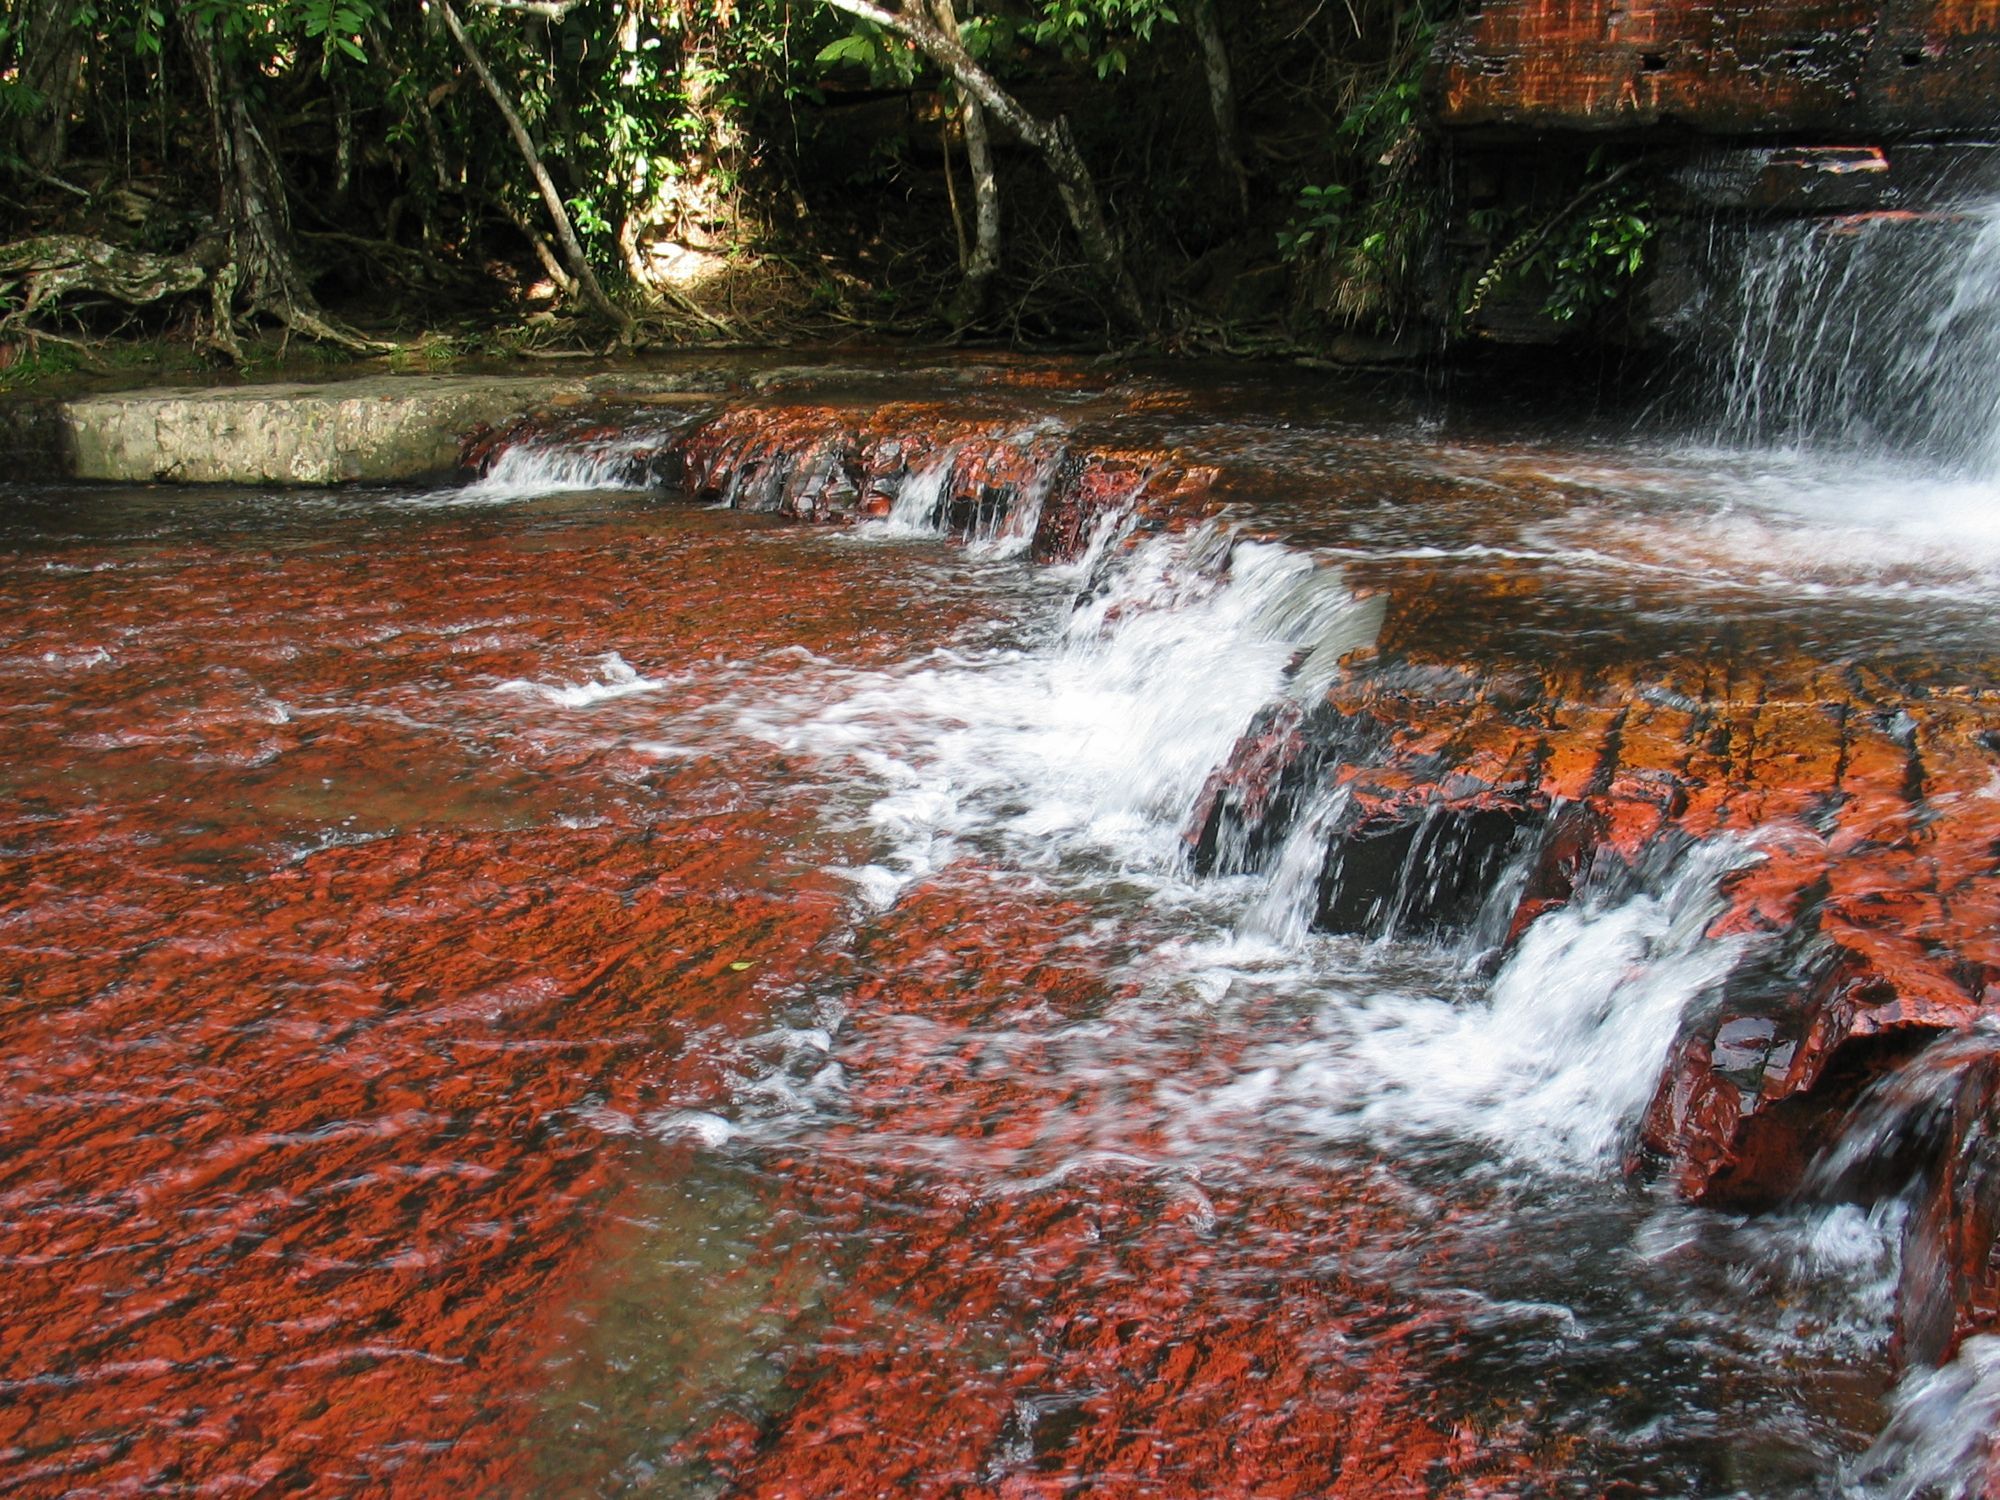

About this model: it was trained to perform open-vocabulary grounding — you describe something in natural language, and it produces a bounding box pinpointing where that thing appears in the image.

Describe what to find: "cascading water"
[1674,184,2000,1495]
[11,357,1998,1494]
[458,418,684,499]
[385,389,2000,1489]
[1700,199,2000,473]
[573,491,1919,1495]
[726,522,1761,1177]
[756,524,1382,893]
[1849,1338,2000,1500]
[880,444,960,534]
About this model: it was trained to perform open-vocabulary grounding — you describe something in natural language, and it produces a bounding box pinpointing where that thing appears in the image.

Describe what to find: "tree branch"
[819,0,1145,328]
[820,0,1047,149]
[464,0,583,17]
[436,0,634,337]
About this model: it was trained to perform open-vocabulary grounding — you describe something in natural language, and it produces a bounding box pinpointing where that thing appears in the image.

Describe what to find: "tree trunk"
[822,0,1145,330]
[3,0,82,174]
[173,1,381,356]
[1187,0,1249,219]
[434,0,633,338]
[928,0,999,326]
[9,0,81,175]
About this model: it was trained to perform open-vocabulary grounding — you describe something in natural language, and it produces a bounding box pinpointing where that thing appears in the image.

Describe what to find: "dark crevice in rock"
[1317,803,1540,942]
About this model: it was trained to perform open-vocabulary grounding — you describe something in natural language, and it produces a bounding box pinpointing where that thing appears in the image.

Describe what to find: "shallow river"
[3,366,1995,1496]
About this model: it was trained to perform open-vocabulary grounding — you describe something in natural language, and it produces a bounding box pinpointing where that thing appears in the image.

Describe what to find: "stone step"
[1,370,733,486]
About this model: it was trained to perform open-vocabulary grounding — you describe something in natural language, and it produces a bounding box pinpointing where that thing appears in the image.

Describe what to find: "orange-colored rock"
[1187,556,2000,1364]
[470,402,2000,1372]
[475,400,1218,560]
[1436,0,2000,135]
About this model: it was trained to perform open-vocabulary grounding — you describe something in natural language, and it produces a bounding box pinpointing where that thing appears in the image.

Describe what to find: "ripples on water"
[0,386,1994,1495]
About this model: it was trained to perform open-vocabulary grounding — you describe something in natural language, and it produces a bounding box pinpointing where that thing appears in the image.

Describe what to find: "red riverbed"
[0,490,1004,1493]
[0,407,1972,1497]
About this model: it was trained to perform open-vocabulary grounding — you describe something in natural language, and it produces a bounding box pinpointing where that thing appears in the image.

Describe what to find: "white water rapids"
[700,516,1759,1180]
[464,208,2000,1481]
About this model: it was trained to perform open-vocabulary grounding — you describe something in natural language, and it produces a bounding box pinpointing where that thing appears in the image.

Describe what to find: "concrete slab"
[8,370,735,486]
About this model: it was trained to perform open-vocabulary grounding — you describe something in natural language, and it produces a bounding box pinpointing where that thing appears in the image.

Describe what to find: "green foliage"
[955,12,1018,61]
[815,0,1180,84]
[179,0,382,69]
[1278,2,1452,333]
[1277,184,1349,260]
[1462,182,1655,328]
[1334,67,1422,155]
[296,0,372,65]
[0,76,44,123]
[815,22,918,87]
[0,0,1659,350]
[1541,198,1651,322]
[1027,0,1178,77]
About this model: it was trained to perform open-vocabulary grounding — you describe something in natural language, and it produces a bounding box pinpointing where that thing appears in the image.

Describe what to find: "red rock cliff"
[1438,0,2000,134]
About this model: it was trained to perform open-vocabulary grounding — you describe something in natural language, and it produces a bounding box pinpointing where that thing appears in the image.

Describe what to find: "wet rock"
[1436,0,2000,137]
[1187,699,1312,874]
[1896,1041,2000,1365]
[1321,802,1537,939]
[1666,146,1894,214]
[651,402,1219,559]
[473,394,2000,1387]
[1504,800,1608,948]
[0,396,68,479]
[1193,577,2000,1354]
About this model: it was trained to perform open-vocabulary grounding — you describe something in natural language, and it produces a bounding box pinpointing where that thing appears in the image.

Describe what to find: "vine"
[1462,156,1656,329]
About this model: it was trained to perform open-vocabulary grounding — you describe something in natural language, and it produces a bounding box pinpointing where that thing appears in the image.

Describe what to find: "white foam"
[461,436,657,500]
[758,530,1379,886]
[878,447,958,536]
[1537,455,2000,590]
[1846,1335,2000,1499]
[647,1109,742,1148]
[1145,839,1757,1175]
[36,646,113,671]
[493,651,672,708]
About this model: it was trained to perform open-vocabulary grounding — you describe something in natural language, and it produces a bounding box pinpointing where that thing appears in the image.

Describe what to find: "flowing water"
[1698,200,2000,475]
[2,342,1997,1497]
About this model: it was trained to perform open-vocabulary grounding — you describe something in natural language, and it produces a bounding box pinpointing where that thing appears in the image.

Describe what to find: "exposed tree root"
[0,234,220,316]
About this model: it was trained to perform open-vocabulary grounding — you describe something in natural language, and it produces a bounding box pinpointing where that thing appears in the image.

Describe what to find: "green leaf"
[815,33,875,67]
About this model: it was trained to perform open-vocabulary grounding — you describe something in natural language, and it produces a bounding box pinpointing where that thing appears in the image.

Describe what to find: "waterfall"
[461,422,682,498]
[1702,200,2000,473]
[881,446,959,534]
